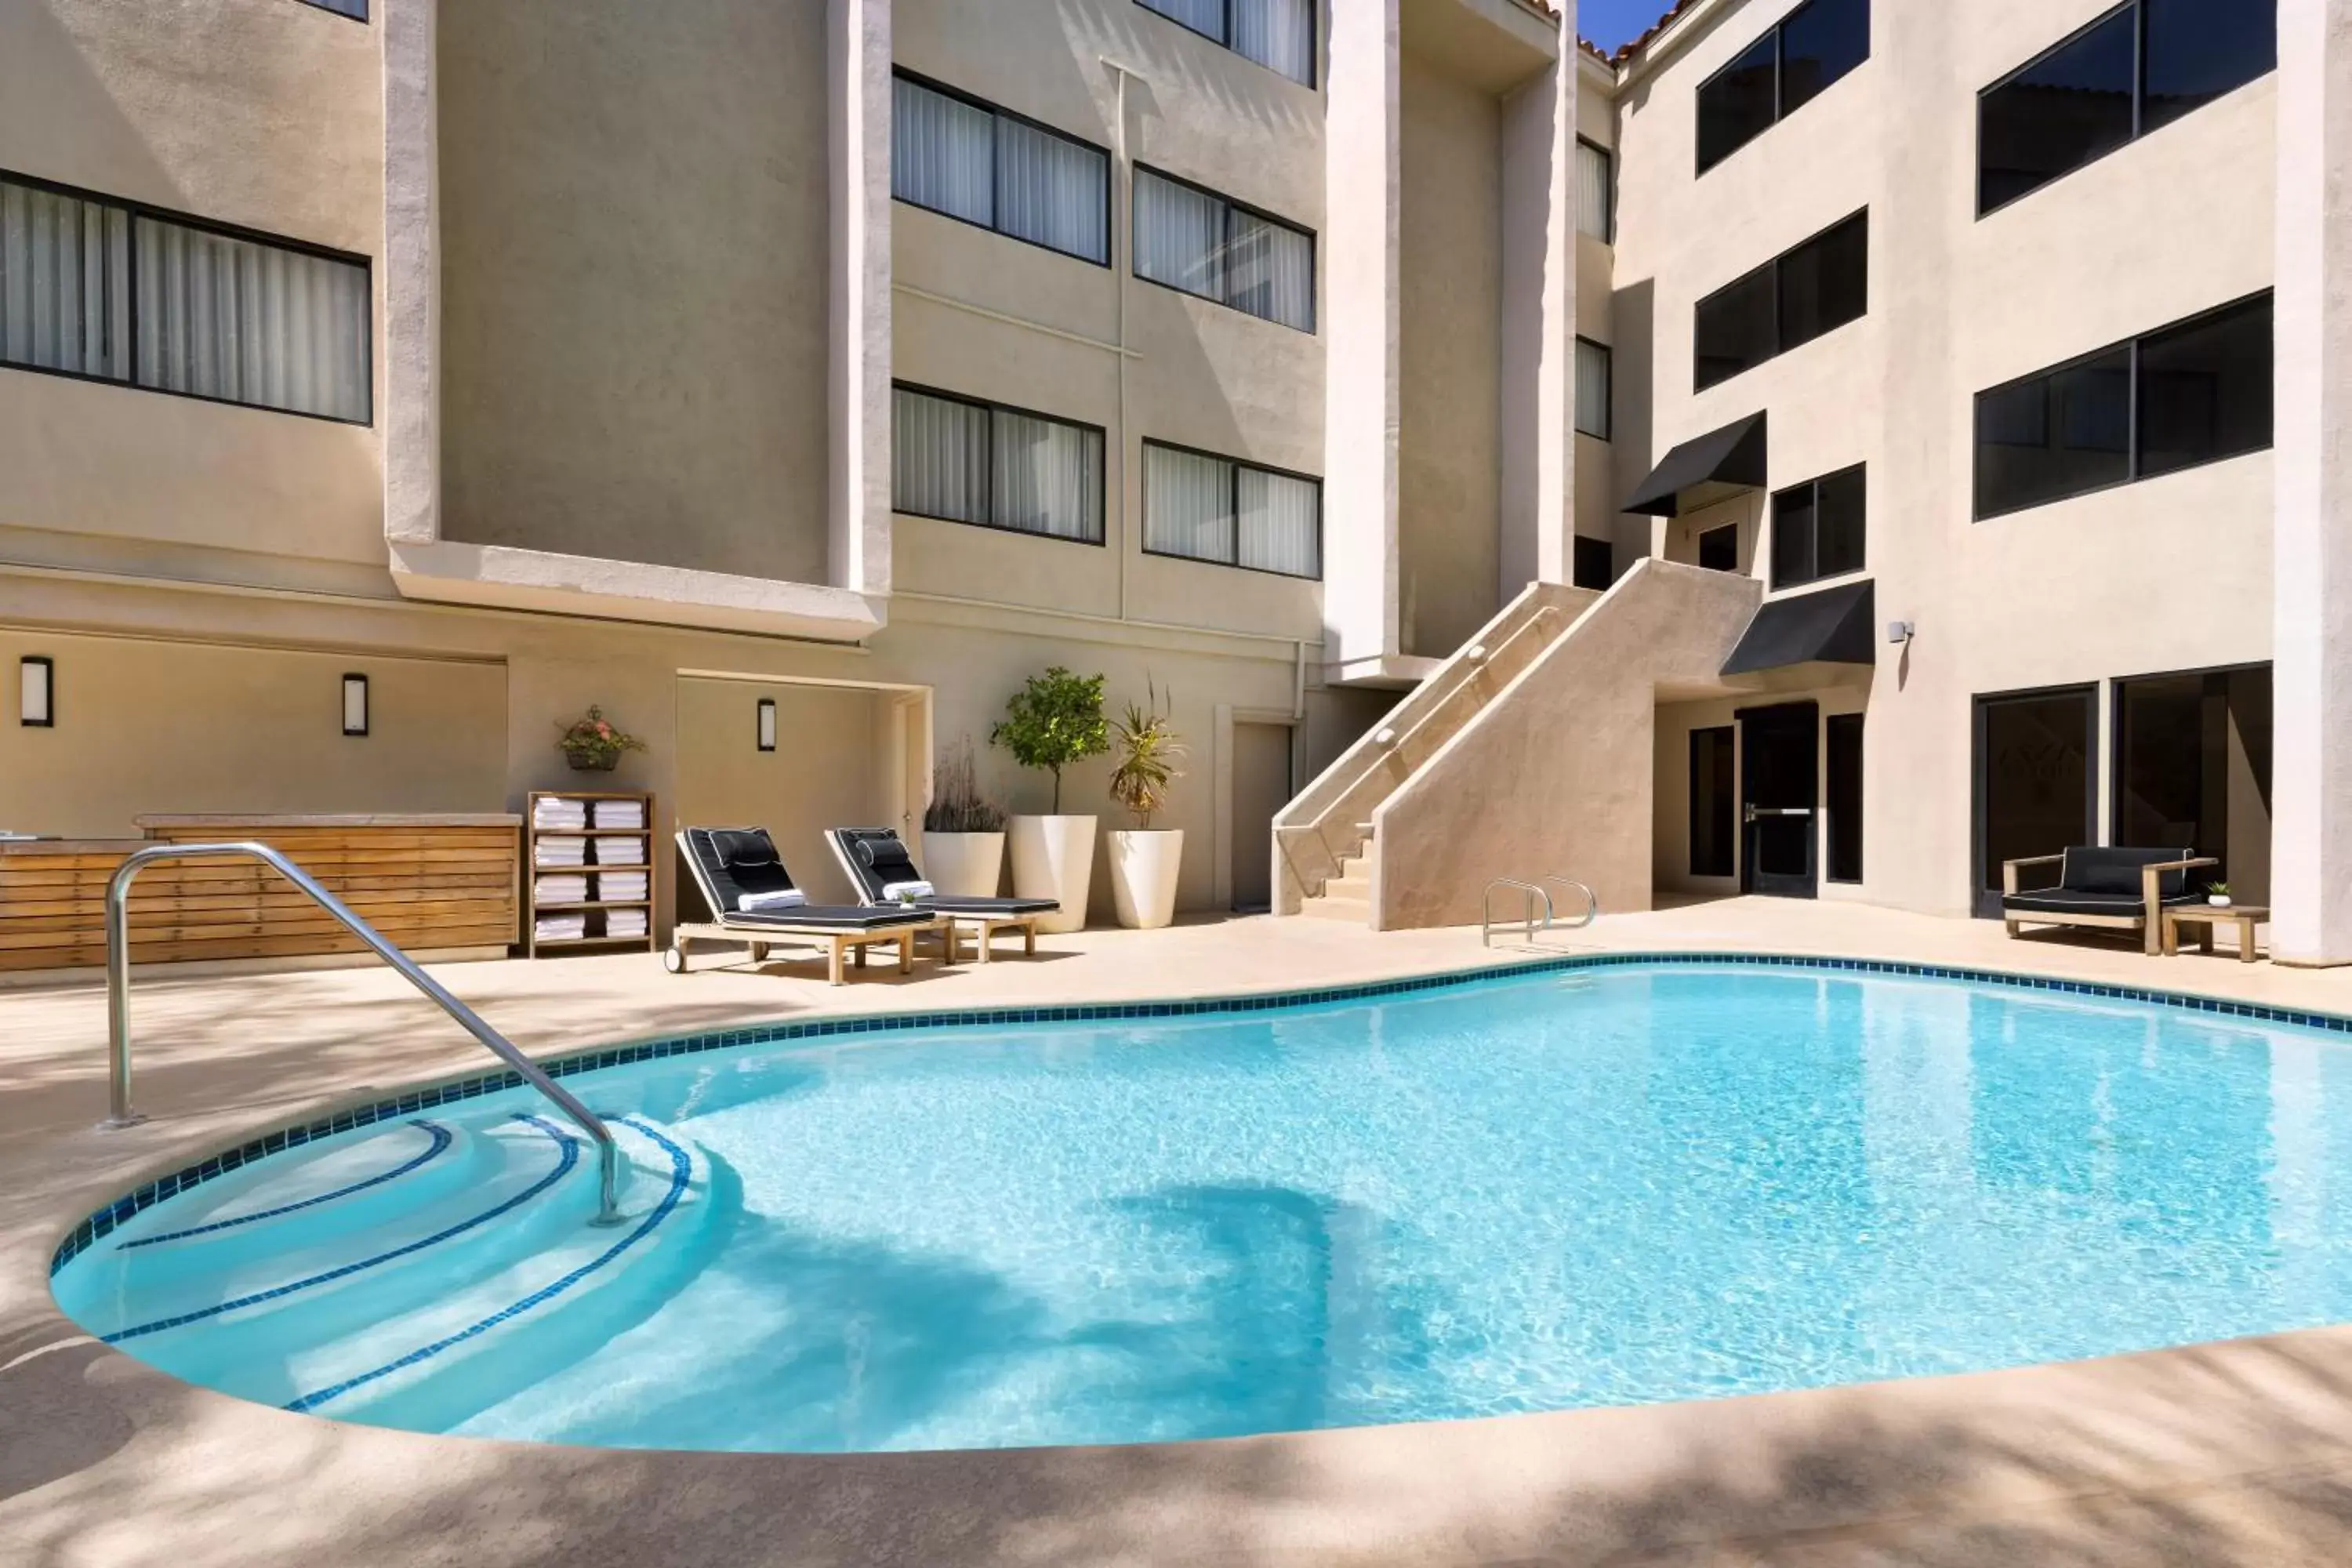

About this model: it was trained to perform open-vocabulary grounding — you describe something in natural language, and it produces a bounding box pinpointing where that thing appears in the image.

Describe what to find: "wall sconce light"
[20,655,53,728]
[1886,620,1915,647]
[343,673,370,737]
[757,697,777,753]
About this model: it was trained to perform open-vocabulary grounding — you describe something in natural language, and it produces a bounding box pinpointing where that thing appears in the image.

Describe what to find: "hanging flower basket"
[555,706,647,772]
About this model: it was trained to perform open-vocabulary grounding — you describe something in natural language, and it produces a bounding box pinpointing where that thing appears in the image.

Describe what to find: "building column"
[1321,0,1402,673]
[381,0,438,550]
[2272,0,2352,964]
[1498,53,1577,593]
[828,0,893,601]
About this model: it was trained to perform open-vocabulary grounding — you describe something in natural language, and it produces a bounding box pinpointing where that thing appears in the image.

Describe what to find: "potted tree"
[991,667,1108,934]
[921,735,1007,898]
[1105,688,1188,930]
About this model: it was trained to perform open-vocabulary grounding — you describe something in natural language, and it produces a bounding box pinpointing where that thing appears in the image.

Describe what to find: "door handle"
[1744,807,1813,822]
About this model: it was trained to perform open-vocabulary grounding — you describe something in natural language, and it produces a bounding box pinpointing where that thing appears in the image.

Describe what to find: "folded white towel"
[738,889,808,913]
[535,837,589,866]
[592,800,645,830]
[534,874,590,905]
[534,914,587,942]
[881,880,935,902]
[593,836,647,868]
[534,800,588,822]
[604,908,648,938]
[597,872,648,902]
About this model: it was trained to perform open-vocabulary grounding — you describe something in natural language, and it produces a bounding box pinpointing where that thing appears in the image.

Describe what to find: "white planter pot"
[1107,828,1185,930]
[1009,815,1097,934]
[2209,895,2233,908]
[921,832,1005,899]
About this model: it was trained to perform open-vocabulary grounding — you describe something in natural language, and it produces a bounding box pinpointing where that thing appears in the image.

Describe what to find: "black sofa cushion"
[2003,889,2205,919]
[2060,845,2194,898]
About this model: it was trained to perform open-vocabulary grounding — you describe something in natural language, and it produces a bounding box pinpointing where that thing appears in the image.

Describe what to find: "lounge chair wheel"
[748,942,770,962]
[662,945,686,975]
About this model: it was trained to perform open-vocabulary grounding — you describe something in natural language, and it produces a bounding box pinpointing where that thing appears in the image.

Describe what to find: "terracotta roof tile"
[1592,0,1701,67]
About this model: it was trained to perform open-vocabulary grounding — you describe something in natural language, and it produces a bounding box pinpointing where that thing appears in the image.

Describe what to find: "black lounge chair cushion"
[2060,846,2196,898]
[682,827,927,929]
[832,827,1058,916]
[2002,890,2205,919]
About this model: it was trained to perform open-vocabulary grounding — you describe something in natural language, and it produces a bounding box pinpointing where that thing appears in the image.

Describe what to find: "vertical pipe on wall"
[1104,58,1141,625]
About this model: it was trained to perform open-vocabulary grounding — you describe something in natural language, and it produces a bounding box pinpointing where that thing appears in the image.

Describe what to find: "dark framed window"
[1573,535,1614,591]
[1135,0,1316,88]
[297,0,368,16]
[1697,0,1871,174]
[0,169,371,424]
[1826,712,1864,883]
[891,382,1105,544]
[891,72,1111,266]
[1577,138,1615,241]
[1142,439,1321,578]
[1690,726,1737,877]
[1575,337,1612,440]
[1974,291,2271,520]
[2112,662,2271,900]
[1694,209,1867,391]
[1977,0,2277,217]
[1698,523,1740,573]
[1769,464,1865,589]
[1972,684,2098,917]
[1134,166,1316,333]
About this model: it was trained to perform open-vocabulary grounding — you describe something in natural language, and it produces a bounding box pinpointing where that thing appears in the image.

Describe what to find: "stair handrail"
[101,840,625,1227]
[1483,877,1555,947]
[1283,601,1568,848]
[1542,877,1599,929]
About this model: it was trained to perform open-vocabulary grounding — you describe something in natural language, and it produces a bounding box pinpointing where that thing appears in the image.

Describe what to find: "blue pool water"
[52,963,2352,1453]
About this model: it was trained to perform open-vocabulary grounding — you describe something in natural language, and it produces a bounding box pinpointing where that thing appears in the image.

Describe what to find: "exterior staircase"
[1272,560,1766,931]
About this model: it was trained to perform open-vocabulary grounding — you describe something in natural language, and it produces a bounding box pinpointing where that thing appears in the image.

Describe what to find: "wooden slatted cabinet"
[525,789,657,958]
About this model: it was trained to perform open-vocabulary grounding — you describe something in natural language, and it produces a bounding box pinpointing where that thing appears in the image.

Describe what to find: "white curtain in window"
[1226,210,1314,331]
[997,118,1109,263]
[1145,445,1236,563]
[1238,467,1319,575]
[1575,338,1612,440]
[893,388,991,524]
[0,181,130,379]
[134,218,368,420]
[994,410,1103,540]
[1234,0,1316,85]
[1134,171,1226,303]
[1140,0,1225,41]
[892,77,994,227]
[1577,140,1613,241]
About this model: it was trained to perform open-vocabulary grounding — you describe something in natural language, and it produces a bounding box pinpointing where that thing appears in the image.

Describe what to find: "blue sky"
[1578,0,1668,53]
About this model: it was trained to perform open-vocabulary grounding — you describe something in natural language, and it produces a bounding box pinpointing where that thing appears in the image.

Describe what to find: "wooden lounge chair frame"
[670,828,943,985]
[823,827,1057,964]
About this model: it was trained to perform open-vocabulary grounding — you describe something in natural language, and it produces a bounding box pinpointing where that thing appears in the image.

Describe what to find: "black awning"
[1722,579,1877,676]
[1624,412,1768,517]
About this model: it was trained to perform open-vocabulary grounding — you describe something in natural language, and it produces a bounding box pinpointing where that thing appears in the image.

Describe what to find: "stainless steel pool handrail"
[102,841,625,1227]
[1541,877,1600,929]
[1483,877,1555,947]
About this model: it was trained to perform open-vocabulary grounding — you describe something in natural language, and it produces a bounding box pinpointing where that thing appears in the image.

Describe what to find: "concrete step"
[1301,894,1370,923]
[1323,871,1373,900]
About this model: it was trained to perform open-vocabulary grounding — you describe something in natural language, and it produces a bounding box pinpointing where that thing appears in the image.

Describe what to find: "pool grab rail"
[1482,876,1599,947]
[100,841,626,1228]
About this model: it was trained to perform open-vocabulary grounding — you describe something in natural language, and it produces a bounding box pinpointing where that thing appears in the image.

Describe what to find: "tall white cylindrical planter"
[921,832,1005,898]
[1009,815,1097,934]
[1107,829,1184,930]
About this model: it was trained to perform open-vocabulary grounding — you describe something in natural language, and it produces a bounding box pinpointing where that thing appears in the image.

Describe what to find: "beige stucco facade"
[2,0,2343,949]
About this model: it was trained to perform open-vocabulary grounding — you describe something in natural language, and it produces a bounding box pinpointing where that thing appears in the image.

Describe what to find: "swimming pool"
[51,960,2352,1453]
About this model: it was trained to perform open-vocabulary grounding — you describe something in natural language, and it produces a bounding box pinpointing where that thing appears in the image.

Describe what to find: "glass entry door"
[1738,702,1820,898]
[1973,685,2097,917]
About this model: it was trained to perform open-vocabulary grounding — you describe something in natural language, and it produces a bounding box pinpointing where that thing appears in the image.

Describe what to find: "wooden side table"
[2161,905,2269,964]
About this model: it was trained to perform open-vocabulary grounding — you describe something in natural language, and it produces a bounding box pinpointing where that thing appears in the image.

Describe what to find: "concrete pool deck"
[11,899,2352,1565]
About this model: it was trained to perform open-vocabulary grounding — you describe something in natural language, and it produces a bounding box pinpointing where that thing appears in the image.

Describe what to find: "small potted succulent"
[1104,686,1187,930]
[2208,881,2233,909]
[556,706,647,771]
[921,735,1008,898]
[992,666,1108,933]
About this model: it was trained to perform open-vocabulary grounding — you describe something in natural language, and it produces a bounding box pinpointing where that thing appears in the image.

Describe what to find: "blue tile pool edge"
[49,949,2352,1277]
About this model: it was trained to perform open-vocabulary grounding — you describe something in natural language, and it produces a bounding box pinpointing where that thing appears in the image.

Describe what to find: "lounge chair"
[824,827,1058,964]
[671,827,944,984]
[2001,846,2217,956]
